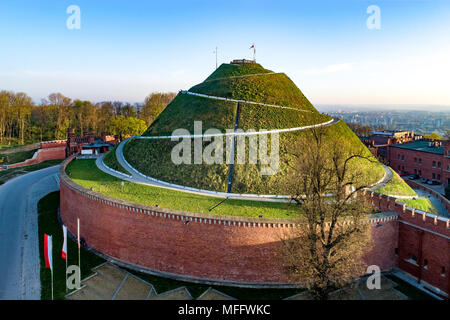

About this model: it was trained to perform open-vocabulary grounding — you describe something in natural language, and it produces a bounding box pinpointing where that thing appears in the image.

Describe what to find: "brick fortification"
[59,156,449,295]
[5,141,66,170]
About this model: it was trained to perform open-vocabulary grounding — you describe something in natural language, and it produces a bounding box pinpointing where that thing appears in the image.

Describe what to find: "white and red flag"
[249,44,255,49]
[44,234,53,271]
[77,217,80,248]
[62,225,67,260]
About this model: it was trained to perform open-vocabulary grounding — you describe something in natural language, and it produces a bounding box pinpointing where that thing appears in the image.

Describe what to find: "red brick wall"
[59,159,399,286]
[40,140,66,149]
[364,190,450,295]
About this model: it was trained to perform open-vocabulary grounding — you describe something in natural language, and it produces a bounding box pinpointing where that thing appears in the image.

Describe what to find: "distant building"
[361,131,416,161]
[66,127,119,157]
[387,139,450,187]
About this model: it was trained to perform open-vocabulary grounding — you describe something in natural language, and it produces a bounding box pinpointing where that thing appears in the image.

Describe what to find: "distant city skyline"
[1,0,450,108]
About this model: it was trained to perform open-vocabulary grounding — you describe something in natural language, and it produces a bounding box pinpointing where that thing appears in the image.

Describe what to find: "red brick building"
[387,140,450,187]
[66,127,119,157]
[361,131,415,161]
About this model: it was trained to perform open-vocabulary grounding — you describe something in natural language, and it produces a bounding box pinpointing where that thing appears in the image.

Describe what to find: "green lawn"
[0,148,37,165]
[38,192,106,300]
[0,159,64,185]
[377,169,418,197]
[102,144,129,174]
[66,159,298,218]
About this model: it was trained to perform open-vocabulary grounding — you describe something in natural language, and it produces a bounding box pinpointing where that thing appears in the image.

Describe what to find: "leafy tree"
[281,125,374,300]
[424,132,441,140]
[140,92,176,126]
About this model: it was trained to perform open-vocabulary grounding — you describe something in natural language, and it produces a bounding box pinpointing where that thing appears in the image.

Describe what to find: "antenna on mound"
[249,44,256,62]
[213,46,218,69]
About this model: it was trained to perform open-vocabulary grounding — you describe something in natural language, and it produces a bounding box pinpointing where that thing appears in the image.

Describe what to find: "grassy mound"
[123,62,411,196]
[144,94,236,136]
[66,159,297,218]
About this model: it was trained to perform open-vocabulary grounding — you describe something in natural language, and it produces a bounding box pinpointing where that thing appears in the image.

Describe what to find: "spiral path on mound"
[134,90,336,140]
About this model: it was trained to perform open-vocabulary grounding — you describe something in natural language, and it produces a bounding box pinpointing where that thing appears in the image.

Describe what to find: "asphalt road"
[0,165,60,300]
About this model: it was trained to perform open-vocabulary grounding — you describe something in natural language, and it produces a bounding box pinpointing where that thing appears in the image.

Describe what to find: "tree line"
[0,91,176,145]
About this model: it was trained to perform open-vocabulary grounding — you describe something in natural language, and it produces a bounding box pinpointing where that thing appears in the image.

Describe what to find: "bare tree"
[281,125,376,300]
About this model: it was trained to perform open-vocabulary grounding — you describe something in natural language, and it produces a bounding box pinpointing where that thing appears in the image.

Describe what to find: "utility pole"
[213,47,218,69]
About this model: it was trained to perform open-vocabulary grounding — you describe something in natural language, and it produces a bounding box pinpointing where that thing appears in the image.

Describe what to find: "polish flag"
[77,217,80,249]
[44,234,53,271]
[62,225,67,260]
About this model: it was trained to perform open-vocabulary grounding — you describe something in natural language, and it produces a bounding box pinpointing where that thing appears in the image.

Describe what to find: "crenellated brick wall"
[363,189,450,296]
[59,156,401,287]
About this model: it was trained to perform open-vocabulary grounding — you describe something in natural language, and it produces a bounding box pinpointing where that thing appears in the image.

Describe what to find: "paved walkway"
[0,165,60,299]
[413,188,449,218]
[285,275,408,300]
[67,263,235,300]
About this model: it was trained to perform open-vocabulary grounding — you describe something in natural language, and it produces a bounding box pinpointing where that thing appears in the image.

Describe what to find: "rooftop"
[390,140,443,155]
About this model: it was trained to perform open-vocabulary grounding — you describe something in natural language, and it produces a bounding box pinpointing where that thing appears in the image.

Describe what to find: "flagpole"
[51,269,54,300]
[77,217,81,283]
[65,254,68,293]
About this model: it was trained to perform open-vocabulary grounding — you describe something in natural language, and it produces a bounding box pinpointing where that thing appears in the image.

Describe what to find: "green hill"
[123,62,390,194]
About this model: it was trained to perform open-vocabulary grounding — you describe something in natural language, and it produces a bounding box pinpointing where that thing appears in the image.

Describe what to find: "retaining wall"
[60,156,400,286]
[6,147,66,169]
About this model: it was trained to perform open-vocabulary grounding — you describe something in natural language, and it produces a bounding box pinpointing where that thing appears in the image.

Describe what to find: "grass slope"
[144,94,236,136]
[0,148,37,165]
[66,159,297,218]
[190,72,317,111]
[377,169,417,197]
[125,121,387,195]
[0,159,63,185]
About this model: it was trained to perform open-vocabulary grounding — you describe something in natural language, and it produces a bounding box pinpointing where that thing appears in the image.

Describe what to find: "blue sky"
[0,0,449,108]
